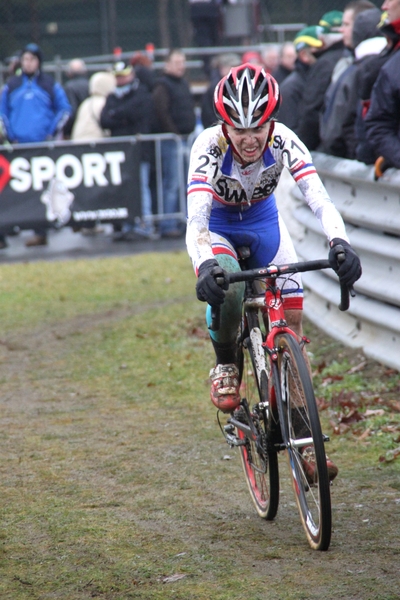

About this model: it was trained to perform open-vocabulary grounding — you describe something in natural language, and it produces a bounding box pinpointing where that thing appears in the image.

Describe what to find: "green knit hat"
[319,10,343,32]
[294,26,324,52]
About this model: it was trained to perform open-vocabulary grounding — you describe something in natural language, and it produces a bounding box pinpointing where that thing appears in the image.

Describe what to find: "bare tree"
[174,0,191,48]
[158,0,171,49]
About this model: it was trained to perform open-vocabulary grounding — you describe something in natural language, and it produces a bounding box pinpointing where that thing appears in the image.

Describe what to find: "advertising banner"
[0,139,141,231]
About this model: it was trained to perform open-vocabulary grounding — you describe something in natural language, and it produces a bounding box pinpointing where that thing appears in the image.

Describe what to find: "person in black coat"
[271,42,296,84]
[152,49,196,237]
[100,61,156,238]
[200,52,241,129]
[318,7,386,159]
[63,59,89,138]
[278,27,322,134]
[296,11,345,150]
[365,6,400,171]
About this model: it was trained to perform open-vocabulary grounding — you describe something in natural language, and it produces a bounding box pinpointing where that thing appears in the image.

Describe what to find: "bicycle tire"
[237,325,279,520]
[274,333,332,550]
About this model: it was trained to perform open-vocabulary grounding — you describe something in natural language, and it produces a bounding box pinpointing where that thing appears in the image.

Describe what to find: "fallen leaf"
[347,360,367,374]
[358,426,372,441]
[163,573,186,584]
[379,447,400,463]
[339,409,364,425]
[364,409,385,417]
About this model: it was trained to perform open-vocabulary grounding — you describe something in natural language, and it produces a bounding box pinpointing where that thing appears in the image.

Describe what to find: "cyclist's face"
[226,123,271,164]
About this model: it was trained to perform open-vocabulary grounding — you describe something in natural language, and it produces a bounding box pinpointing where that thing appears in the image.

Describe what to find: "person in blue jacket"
[0,43,71,144]
[0,43,71,247]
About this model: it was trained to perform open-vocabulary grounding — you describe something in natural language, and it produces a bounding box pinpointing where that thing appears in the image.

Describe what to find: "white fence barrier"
[275,153,400,371]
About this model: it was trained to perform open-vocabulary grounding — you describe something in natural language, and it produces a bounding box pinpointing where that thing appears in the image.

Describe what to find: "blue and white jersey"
[186,122,348,268]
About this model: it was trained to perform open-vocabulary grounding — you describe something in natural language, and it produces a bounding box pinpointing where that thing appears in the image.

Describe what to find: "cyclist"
[186,64,361,480]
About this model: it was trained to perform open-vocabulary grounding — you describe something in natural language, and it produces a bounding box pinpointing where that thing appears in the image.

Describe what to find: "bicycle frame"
[215,254,352,550]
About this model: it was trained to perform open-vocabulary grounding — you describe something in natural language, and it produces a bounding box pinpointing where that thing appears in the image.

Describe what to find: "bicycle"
[210,248,351,551]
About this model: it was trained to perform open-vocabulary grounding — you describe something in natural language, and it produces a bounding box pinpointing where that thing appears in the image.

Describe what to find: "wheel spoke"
[236,326,279,521]
[276,333,332,550]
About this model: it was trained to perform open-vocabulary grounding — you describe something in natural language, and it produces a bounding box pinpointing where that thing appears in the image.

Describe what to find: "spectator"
[129,52,155,92]
[260,44,280,73]
[188,0,222,75]
[354,5,400,164]
[278,27,322,133]
[330,1,378,84]
[152,49,196,237]
[189,0,221,47]
[71,71,116,140]
[100,61,157,239]
[318,7,385,158]
[295,11,345,150]
[272,41,297,84]
[241,50,262,65]
[63,58,89,138]
[365,0,400,170]
[201,52,241,129]
[0,43,71,248]
[3,53,21,81]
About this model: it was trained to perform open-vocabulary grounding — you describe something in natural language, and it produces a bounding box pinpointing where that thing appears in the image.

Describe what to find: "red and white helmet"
[213,63,281,128]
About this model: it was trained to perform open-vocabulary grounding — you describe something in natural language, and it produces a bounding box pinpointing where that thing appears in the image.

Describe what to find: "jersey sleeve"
[272,123,349,243]
[186,128,224,271]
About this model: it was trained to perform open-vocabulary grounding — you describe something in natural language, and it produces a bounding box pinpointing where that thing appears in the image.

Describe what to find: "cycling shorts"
[209,197,303,310]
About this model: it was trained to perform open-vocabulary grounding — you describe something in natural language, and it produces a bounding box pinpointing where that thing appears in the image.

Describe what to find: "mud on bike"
[210,247,352,551]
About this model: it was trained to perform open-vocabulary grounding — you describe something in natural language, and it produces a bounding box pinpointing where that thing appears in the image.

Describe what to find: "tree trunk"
[158,0,171,49]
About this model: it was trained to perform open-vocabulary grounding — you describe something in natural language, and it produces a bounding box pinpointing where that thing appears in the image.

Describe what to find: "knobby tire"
[237,317,279,520]
[273,333,332,550]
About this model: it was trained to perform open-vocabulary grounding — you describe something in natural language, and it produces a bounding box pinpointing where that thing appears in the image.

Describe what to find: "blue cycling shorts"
[209,196,303,309]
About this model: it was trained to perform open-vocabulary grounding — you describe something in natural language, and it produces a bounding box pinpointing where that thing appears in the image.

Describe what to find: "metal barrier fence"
[277,154,400,371]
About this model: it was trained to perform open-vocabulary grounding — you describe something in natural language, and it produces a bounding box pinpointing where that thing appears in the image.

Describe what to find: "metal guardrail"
[280,153,400,370]
[0,30,306,86]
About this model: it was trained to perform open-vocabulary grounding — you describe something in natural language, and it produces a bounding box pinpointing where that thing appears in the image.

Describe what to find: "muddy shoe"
[302,445,338,484]
[25,234,47,247]
[209,363,240,413]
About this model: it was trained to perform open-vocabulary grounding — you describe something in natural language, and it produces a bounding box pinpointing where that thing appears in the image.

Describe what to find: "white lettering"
[56,154,83,189]
[82,153,108,187]
[31,156,55,191]
[9,157,31,193]
[105,151,125,185]
[72,207,129,221]
[9,150,127,193]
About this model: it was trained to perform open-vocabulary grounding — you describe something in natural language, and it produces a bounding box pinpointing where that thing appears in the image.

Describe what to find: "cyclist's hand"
[196,259,229,306]
[328,238,362,287]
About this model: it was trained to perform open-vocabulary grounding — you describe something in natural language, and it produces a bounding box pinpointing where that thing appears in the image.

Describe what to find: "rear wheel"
[237,321,279,520]
[274,333,331,550]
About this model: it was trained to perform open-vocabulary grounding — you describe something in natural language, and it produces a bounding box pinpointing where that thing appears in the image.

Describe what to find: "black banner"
[0,139,141,231]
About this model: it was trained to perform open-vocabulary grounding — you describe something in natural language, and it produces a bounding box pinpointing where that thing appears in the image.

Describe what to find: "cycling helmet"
[213,63,281,128]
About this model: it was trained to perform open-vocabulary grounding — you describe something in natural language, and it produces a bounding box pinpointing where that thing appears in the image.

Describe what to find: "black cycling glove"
[196,259,229,306]
[328,238,362,287]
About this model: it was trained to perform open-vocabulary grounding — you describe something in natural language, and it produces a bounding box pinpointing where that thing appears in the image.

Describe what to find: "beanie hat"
[319,11,343,32]
[112,60,133,77]
[294,26,324,52]
[21,43,43,64]
[352,8,384,49]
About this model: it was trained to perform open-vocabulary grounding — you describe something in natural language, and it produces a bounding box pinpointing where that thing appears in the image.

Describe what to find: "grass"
[0,250,399,599]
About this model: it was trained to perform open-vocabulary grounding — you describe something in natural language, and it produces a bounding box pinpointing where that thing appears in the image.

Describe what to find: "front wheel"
[274,333,332,551]
[237,331,279,520]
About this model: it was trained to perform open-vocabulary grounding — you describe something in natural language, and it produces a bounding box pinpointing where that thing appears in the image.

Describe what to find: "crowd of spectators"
[0,0,399,248]
[277,0,400,179]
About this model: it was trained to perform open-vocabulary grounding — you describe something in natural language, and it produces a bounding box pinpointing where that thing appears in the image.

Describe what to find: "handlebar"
[208,254,354,332]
